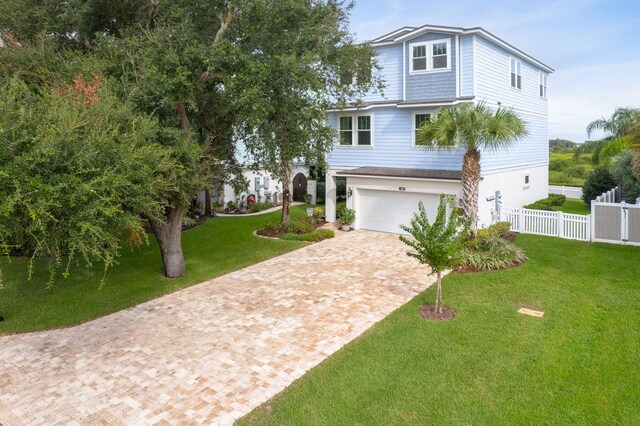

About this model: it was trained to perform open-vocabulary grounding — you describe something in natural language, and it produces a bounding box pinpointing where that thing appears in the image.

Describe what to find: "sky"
[347,0,640,143]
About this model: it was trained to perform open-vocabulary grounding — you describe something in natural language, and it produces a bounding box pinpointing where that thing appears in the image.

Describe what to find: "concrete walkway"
[0,231,433,425]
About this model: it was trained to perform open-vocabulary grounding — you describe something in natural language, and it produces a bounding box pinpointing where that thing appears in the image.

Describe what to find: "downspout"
[455,34,461,98]
[402,40,406,101]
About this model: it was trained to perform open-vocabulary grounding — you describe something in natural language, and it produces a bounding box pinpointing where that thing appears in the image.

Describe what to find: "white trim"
[408,39,452,74]
[371,27,416,43]
[411,110,435,147]
[337,173,461,183]
[455,35,461,98]
[402,41,407,101]
[336,113,374,147]
[480,162,548,175]
[327,98,473,113]
[396,99,472,108]
[327,103,398,112]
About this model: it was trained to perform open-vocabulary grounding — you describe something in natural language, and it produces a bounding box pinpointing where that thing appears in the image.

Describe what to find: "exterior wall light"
[347,187,353,198]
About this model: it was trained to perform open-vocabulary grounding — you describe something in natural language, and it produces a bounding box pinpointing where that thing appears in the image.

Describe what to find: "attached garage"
[335,167,463,235]
[357,189,440,234]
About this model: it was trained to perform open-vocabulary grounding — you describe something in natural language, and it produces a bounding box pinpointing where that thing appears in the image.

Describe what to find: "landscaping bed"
[256,209,333,242]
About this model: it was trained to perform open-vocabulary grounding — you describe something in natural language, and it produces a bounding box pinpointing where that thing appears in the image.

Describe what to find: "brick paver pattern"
[0,230,434,425]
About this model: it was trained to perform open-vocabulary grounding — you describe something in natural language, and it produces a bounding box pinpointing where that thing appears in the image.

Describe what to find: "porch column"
[325,172,337,222]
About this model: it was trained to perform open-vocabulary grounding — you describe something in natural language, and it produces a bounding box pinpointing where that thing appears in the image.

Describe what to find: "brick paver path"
[0,230,433,425]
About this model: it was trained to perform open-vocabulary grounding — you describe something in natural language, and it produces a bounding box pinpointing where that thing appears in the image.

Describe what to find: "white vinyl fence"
[548,185,583,199]
[502,208,591,241]
[502,187,640,246]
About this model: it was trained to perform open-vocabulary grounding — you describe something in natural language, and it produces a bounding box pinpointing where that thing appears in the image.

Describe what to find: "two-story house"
[325,25,553,233]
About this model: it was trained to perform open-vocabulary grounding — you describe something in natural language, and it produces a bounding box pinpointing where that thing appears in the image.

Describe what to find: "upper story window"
[413,113,432,145]
[339,116,353,145]
[338,114,373,146]
[357,116,371,145]
[539,72,547,98]
[410,39,451,74]
[510,58,522,89]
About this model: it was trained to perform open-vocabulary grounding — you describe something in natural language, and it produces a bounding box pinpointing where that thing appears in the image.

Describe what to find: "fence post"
[557,211,564,238]
[519,209,525,233]
[586,214,591,241]
[590,201,596,241]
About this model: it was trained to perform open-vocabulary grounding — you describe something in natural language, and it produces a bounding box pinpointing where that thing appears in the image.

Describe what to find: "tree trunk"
[436,271,443,314]
[204,187,212,216]
[461,148,482,232]
[281,163,292,223]
[149,206,186,278]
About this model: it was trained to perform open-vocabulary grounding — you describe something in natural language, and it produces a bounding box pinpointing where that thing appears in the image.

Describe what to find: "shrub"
[582,169,616,205]
[549,159,570,171]
[524,194,566,210]
[460,236,527,271]
[281,229,334,242]
[524,202,554,211]
[565,165,586,178]
[312,207,325,222]
[336,178,347,200]
[340,208,356,225]
[284,218,315,234]
[316,182,326,204]
[336,204,346,219]
[612,149,640,202]
[477,222,511,239]
[249,202,274,213]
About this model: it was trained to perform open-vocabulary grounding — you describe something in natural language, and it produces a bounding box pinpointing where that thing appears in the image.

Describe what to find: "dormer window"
[510,58,522,89]
[410,39,451,73]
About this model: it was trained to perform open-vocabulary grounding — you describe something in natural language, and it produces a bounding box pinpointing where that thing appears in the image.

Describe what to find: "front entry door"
[292,173,308,202]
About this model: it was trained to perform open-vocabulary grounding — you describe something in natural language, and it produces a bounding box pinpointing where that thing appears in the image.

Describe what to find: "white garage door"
[357,189,441,234]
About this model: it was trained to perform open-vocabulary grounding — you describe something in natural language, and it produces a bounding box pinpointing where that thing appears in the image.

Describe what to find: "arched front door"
[292,173,307,202]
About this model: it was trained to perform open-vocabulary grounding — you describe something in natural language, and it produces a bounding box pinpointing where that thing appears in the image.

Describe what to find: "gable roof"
[371,24,554,73]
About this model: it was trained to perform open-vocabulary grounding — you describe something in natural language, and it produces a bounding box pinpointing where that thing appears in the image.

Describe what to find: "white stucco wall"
[477,164,548,227]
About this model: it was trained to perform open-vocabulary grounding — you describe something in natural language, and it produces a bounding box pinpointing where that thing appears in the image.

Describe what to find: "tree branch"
[176,101,190,141]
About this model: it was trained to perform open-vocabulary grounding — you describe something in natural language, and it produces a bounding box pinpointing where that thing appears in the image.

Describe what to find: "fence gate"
[592,202,640,246]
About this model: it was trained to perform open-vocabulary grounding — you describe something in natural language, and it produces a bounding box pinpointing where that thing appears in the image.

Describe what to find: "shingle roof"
[337,167,462,181]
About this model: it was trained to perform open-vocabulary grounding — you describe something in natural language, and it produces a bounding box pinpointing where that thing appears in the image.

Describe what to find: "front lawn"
[0,206,309,335]
[240,235,640,425]
[551,197,590,215]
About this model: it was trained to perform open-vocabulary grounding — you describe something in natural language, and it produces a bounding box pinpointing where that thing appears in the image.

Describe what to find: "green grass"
[551,197,590,215]
[0,206,309,335]
[239,235,640,425]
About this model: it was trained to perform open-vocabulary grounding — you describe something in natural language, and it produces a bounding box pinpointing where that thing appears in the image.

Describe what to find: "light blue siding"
[460,35,474,96]
[327,108,465,170]
[404,33,457,101]
[361,45,403,102]
[474,36,547,115]
[480,112,548,171]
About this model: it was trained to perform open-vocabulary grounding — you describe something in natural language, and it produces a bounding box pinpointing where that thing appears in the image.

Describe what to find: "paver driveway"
[0,230,434,425]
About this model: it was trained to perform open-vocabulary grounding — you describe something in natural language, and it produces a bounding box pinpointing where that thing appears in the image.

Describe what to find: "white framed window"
[263,176,270,189]
[357,116,371,146]
[339,116,353,145]
[510,58,522,89]
[412,112,432,146]
[539,72,547,98]
[524,173,530,189]
[337,114,373,147]
[409,39,451,73]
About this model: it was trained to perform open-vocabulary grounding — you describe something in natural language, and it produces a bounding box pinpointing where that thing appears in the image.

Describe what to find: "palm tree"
[576,107,640,166]
[417,102,526,231]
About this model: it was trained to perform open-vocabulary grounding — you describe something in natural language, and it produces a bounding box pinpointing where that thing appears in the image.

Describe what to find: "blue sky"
[347,0,640,142]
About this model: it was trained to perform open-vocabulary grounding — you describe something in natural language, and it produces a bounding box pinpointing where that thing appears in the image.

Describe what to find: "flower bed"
[256,215,333,242]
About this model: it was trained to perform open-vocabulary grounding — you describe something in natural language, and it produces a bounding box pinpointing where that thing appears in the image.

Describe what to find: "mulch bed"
[418,304,456,321]
[255,220,327,239]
